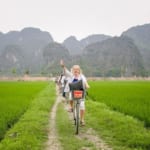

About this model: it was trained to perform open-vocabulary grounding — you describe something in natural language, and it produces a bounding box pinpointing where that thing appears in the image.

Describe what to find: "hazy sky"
[0,0,150,42]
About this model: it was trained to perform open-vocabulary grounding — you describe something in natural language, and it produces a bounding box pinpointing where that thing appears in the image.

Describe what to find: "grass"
[0,81,56,150]
[56,80,150,149]
[0,81,48,140]
[88,80,150,126]
[86,80,150,149]
[1,80,150,150]
[86,99,150,150]
[56,102,97,150]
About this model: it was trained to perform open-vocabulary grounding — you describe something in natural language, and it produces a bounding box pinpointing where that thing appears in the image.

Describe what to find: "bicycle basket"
[72,90,84,99]
[69,80,84,99]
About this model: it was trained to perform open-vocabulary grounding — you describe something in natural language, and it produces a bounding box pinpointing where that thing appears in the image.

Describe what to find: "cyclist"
[60,60,90,126]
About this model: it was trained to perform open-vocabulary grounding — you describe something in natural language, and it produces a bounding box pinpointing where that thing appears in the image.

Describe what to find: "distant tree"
[106,69,121,77]
[11,68,17,76]
[41,71,47,76]
[25,69,30,75]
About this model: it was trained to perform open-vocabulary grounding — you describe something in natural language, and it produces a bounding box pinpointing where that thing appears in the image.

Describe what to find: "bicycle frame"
[73,99,81,134]
[68,84,84,134]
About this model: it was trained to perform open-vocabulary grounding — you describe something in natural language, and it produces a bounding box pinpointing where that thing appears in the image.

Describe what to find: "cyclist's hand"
[60,59,65,67]
[85,82,90,89]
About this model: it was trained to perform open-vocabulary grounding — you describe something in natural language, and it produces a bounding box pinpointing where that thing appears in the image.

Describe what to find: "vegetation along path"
[64,98,112,150]
[46,85,112,150]
[46,86,62,150]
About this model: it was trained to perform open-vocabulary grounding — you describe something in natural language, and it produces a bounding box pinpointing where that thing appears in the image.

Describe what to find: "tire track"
[46,86,62,150]
[63,97,112,150]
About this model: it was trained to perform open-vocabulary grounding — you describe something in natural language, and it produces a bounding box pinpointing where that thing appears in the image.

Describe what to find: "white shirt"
[64,68,87,91]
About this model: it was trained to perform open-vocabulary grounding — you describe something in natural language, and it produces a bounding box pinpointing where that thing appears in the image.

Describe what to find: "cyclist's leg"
[80,100,85,125]
[68,92,73,112]
[70,100,73,111]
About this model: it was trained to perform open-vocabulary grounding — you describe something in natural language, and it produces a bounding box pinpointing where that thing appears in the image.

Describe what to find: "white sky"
[0,0,150,42]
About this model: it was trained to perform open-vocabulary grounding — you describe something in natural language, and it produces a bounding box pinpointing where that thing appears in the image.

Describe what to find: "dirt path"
[77,128,112,150]
[45,86,62,150]
[46,86,112,150]
[64,99,113,150]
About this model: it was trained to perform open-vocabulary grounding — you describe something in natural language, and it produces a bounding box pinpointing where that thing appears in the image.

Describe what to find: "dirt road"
[46,86,112,150]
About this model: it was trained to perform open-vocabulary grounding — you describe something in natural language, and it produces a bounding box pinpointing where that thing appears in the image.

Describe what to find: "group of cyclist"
[57,60,90,126]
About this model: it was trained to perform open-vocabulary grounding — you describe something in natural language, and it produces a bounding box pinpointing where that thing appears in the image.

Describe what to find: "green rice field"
[1,80,150,150]
[88,80,150,126]
[56,80,150,150]
[0,81,48,140]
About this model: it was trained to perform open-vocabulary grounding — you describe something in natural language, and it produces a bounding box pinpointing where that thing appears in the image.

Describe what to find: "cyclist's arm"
[85,81,90,89]
[81,75,90,89]
[60,60,72,78]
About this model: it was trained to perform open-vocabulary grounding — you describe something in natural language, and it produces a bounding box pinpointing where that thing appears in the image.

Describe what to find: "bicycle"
[69,80,84,134]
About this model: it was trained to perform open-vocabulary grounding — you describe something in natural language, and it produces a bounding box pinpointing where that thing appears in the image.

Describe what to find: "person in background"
[60,74,66,97]
[58,73,65,94]
[63,76,70,99]
[60,60,90,126]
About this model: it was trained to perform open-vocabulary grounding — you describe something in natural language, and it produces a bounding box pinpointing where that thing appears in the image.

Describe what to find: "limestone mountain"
[0,24,149,77]
[122,24,150,51]
[63,36,81,55]
[122,23,150,74]
[80,34,111,48]
[63,34,111,56]
[0,27,53,52]
[42,42,71,75]
[0,45,24,75]
[0,27,53,75]
[81,36,145,77]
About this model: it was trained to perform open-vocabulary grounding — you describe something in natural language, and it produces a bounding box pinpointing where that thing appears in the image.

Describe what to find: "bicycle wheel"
[73,101,77,125]
[75,100,80,134]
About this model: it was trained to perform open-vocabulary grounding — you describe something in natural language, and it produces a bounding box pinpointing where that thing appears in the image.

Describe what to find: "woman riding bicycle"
[60,60,90,126]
